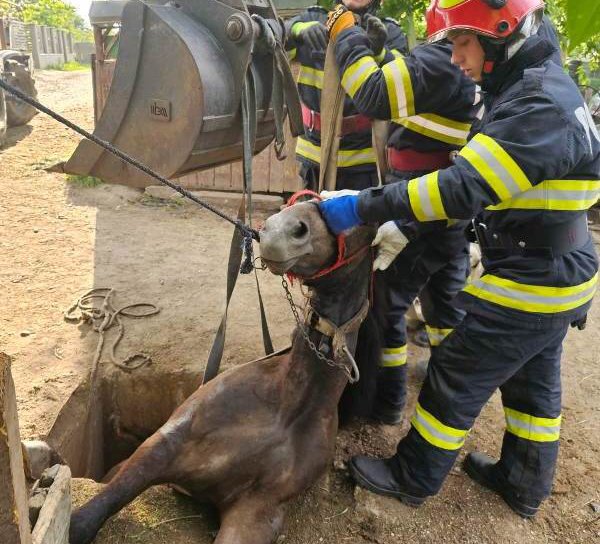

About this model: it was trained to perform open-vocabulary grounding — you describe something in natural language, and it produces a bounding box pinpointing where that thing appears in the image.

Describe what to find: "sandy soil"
[2,69,599,544]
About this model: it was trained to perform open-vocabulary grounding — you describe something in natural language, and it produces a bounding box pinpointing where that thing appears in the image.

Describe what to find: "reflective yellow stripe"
[374,48,386,64]
[296,137,376,167]
[288,48,297,61]
[382,57,414,119]
[425,325,453,347]
[298,65,324,90]
[439,0,468,7]
[486,179,600,211]
[411,402,469,450]
[341,56,379,98]
[395,113,471,146]
[380,345,407,367]
[504,407,561,442]
[407,171,448,221]
[463,273,598,314]
[291,21,319,38]
[459,133,532,201]
[391,49,403,59]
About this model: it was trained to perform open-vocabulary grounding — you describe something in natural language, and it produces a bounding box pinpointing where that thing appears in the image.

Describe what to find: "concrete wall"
[28,24,75,69]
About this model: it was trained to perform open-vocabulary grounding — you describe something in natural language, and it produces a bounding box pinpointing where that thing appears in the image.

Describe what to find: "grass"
[67,174,103,187]
[46,61,90,72]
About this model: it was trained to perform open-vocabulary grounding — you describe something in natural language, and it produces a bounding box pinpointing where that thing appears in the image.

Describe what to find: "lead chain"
[281,277,354,381]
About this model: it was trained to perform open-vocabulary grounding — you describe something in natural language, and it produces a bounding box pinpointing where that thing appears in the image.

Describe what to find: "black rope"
[0,77,260,244]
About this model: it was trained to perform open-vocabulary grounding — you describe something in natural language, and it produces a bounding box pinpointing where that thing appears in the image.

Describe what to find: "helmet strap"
[478,36,505,87]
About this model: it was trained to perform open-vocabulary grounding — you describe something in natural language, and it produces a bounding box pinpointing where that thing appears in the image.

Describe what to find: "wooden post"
[0,352,33,544]
[31,465,71,544]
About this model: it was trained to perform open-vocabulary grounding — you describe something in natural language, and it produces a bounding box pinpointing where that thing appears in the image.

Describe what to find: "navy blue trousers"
[391,313,567,503]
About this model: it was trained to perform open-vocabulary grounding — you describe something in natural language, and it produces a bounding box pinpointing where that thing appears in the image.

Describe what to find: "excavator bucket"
[61,0,310,188]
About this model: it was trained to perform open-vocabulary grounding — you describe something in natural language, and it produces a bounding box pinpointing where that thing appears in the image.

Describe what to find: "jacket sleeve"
[284,8,325,59]
[357,93,575,223]
[334,26,470,120]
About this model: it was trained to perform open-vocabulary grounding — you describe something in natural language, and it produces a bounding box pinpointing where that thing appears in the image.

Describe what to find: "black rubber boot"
[349,455,427,506]
[371,366,407,425]
[463,452,541,518]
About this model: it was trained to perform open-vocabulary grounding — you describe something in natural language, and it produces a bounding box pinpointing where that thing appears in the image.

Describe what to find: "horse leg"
[214,498,285,544]
[70,427,182,544]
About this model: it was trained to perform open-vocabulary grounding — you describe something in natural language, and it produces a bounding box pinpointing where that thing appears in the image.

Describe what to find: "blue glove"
[318,195,363,235]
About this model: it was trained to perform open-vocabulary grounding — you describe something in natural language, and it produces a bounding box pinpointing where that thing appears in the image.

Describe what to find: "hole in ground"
[46,365,202,481]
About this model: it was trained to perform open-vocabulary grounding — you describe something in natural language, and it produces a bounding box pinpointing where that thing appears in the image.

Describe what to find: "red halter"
[284,190,371,282]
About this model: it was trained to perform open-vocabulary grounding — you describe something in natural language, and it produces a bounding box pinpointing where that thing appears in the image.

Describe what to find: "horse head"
[259,200,375,281]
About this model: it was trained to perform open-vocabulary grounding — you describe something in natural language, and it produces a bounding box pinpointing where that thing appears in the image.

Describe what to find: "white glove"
[320,189,360,200]
[372,221,409,271]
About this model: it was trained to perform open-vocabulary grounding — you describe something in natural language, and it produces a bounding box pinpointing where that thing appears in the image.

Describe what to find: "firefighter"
[320,0,600,516]
[324,11,481,424]
[284,1,408,192]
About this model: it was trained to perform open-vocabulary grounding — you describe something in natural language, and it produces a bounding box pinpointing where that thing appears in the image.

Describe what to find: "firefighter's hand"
[295,22,328,51]
[362,14,387,57]
[318,195,363,235]
[372,221,409,271]
[326,4,357,41]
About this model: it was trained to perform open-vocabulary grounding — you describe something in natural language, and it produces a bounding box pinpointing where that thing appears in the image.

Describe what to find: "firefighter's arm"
[334,27,460,120]
[285,7,327,59]
[357,95,572,224]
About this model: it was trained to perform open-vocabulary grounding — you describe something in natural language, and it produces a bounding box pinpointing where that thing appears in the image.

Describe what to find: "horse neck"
[284,255,371,411]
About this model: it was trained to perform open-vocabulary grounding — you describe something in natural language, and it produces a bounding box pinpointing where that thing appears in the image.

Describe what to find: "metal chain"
[281,277,354,381]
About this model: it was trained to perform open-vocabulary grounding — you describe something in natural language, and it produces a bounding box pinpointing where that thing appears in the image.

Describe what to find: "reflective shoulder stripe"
[391,49,403,59]
[411,402,469,450]
[380,345,407,367]
[504,407,561,442]
[486,179,600,211]
[374,48,386,64]
[341,56,379,98]
[425,325,453,347]
[463,273,598,314]
[407,171,448,222]
[459,133,532,201]
[291,20,319,37]
[296,137,375,167]
[288,48,297,61]
[298,65,324,90]
[382,58,415,119]
[396,113,471,146]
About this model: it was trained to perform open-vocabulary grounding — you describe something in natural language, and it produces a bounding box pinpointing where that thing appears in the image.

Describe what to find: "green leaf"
[566,0,600,50]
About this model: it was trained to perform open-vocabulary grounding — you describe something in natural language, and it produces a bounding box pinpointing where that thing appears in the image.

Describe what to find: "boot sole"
[348,460,426,507]
[463,456,538,519]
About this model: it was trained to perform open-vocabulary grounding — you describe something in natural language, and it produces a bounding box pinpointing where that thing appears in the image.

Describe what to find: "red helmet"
[426,0,545,42]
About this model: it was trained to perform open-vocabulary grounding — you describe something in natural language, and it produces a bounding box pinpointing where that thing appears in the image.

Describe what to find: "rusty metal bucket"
[60,0,309,188]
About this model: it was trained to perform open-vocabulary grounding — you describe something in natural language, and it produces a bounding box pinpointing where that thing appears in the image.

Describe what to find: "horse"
[69,199,378,544]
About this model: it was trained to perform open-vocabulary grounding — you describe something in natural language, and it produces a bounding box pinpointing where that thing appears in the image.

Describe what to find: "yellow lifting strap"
[319,40,388,190]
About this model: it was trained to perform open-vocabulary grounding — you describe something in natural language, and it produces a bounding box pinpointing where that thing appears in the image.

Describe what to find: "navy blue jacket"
[356,36,600,328]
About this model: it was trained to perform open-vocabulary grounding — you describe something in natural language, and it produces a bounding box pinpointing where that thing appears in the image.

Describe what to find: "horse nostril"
[291,220,309,240]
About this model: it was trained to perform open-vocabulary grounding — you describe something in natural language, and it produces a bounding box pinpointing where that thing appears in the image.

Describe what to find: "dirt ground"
[2,70,599,544]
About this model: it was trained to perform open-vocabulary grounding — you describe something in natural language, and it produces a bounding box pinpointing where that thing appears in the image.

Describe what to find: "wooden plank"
[214,164,232,191]
[31,465,71,544]
[0,352,33,544]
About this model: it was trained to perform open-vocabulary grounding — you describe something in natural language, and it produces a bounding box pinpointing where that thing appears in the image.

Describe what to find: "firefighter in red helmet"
[320,0,599,516]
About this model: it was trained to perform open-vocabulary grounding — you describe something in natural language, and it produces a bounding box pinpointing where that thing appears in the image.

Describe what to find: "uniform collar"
[482,36,557,95]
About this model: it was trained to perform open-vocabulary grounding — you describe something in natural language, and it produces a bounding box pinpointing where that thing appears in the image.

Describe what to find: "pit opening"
[46,365,202,481]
